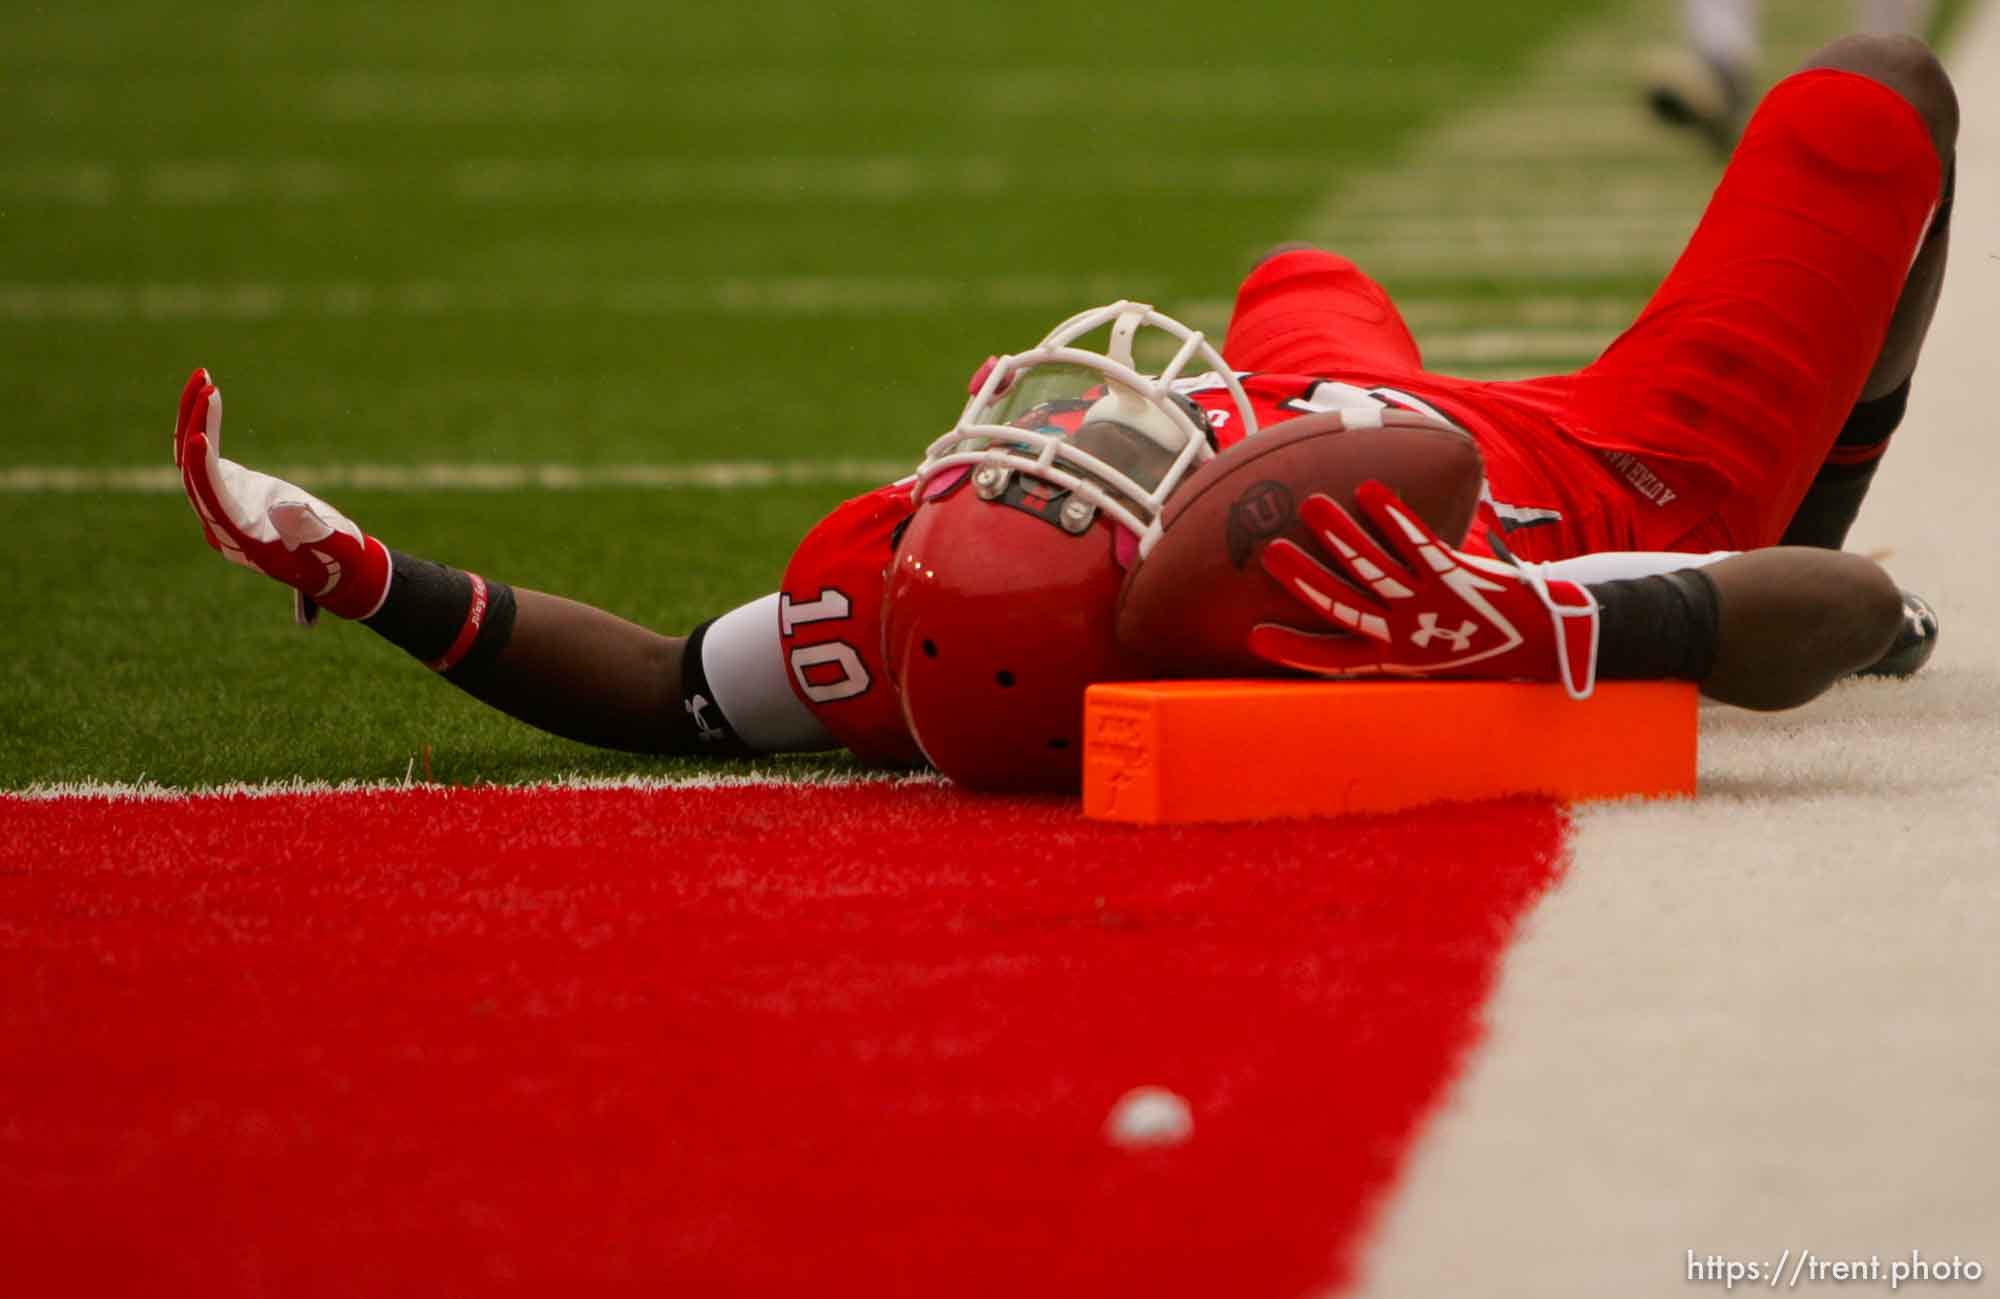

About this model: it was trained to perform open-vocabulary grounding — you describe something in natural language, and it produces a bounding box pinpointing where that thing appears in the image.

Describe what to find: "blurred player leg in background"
[1646,0,1933,154]
[1647,0,1760,153]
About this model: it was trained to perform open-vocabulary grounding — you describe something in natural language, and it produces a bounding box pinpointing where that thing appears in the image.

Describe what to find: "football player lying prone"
[173,32,1954,792]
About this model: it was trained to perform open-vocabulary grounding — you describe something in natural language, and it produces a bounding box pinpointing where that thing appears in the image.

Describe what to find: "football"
[1116,409,1485,676]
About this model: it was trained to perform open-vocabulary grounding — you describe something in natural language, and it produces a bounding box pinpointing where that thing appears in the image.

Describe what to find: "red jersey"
[1168,370,1621,562]
[777,479,926,766]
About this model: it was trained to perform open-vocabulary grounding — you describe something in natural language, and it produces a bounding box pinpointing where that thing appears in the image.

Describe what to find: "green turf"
[3,488,864,786]
[2,0,1614,471]
[0,0,1624,787]
[11,0,1970,789]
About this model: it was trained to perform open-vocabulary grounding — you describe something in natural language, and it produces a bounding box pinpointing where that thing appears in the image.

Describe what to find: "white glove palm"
[174,369,391,623]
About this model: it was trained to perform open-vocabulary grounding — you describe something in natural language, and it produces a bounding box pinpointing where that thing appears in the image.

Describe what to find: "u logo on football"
[1226,480,1295,570]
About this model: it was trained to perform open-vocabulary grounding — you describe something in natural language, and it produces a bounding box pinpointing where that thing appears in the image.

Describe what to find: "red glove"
[1248,480,1600,698]
[175,368,392,625]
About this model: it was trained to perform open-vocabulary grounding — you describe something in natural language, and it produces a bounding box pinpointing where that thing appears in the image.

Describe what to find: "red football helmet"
[882,301,1257,792]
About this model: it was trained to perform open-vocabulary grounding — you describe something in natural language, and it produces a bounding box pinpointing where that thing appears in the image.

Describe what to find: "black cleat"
[1644,50,1751,158]
[1856,589,1939,679]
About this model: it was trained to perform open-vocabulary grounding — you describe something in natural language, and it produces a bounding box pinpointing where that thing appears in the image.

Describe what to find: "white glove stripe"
[1387,500,1432,546]
[1290,575,1335,614]
[1286,573,1389,643]
[1314,521,1416,600]
[1347,555,1413,600]
[309,550,342,597]
[1418,540,1457,576]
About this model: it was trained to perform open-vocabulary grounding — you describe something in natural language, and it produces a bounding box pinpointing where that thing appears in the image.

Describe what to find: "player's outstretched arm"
[174,369,836,757]
[1250,483,1904,710]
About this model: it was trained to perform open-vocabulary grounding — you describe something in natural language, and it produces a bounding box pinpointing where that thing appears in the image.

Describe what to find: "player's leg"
[174,369,729,756]
[1221,244,1426,377]
[1686,0,1761,72]
[1780,33,1957,548]
[1566,36,1951,555]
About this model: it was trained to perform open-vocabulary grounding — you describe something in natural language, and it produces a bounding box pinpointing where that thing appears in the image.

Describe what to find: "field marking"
[1420,328,1609,365]
[0,460,914,494]
[4,770,946,801]
[11,67,1463,127]
[0,276,1641,338]
[0,156,1714,211]
[447,155,1330,203]
[0,154,1335,208]
[1297,2,1716,281]
[0,276,1158,321]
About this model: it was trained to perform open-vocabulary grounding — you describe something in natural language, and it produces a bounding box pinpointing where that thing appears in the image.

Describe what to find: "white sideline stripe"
[1355,1,2000,1294]
[0,460,913,494]
[3,770,947,801]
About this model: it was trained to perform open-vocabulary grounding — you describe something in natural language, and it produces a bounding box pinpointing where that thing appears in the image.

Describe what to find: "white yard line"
[0,274,1171,322]
[449,154,1334,202]
[1298,3,1715,283]
[0,461,912,494]
[0,154,1335,208]
[13,67,1463,128]
[0,278,1650,332]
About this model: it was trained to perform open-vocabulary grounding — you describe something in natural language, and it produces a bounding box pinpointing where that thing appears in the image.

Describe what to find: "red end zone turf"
[0,784,1567,1297]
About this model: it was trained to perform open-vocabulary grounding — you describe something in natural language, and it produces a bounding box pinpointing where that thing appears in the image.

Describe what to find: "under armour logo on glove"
[1411,613,1478,651]
[1247,480,1600,698]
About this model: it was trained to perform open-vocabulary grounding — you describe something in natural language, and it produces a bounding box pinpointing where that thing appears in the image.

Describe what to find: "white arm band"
[695,594,838,754]
[1532,550,1736,585]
